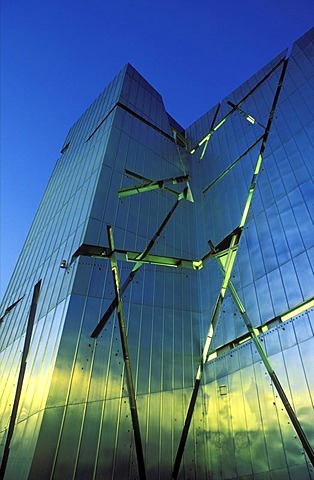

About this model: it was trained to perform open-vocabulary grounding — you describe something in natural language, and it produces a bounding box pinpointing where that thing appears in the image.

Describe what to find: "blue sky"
[1,0,313,297]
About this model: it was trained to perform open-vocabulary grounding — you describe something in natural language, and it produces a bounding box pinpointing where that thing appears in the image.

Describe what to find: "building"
[0,27,313,479]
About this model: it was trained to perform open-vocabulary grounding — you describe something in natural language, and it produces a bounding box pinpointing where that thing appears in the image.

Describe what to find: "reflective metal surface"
[0,29,313,479]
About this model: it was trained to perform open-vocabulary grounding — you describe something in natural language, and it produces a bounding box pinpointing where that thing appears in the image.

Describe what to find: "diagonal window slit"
[202,135,263,194]
[190,55,286,158]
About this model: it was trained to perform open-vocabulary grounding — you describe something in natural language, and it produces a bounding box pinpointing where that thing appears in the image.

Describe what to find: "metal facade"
[0,28,313,479]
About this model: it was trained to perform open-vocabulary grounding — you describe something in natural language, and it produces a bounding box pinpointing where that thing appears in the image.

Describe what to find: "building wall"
[0,64,127,478]
[0,29,313,479]
[187,28,314,479]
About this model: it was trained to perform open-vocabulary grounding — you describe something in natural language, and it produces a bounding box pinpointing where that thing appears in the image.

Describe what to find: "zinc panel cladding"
[196,29,313,479]
[203,312,314,479]
[233,29,314,328]
[193,30,314,347]
[0,67,129,477]
[1,30,314,480]
[26,63,202,479]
